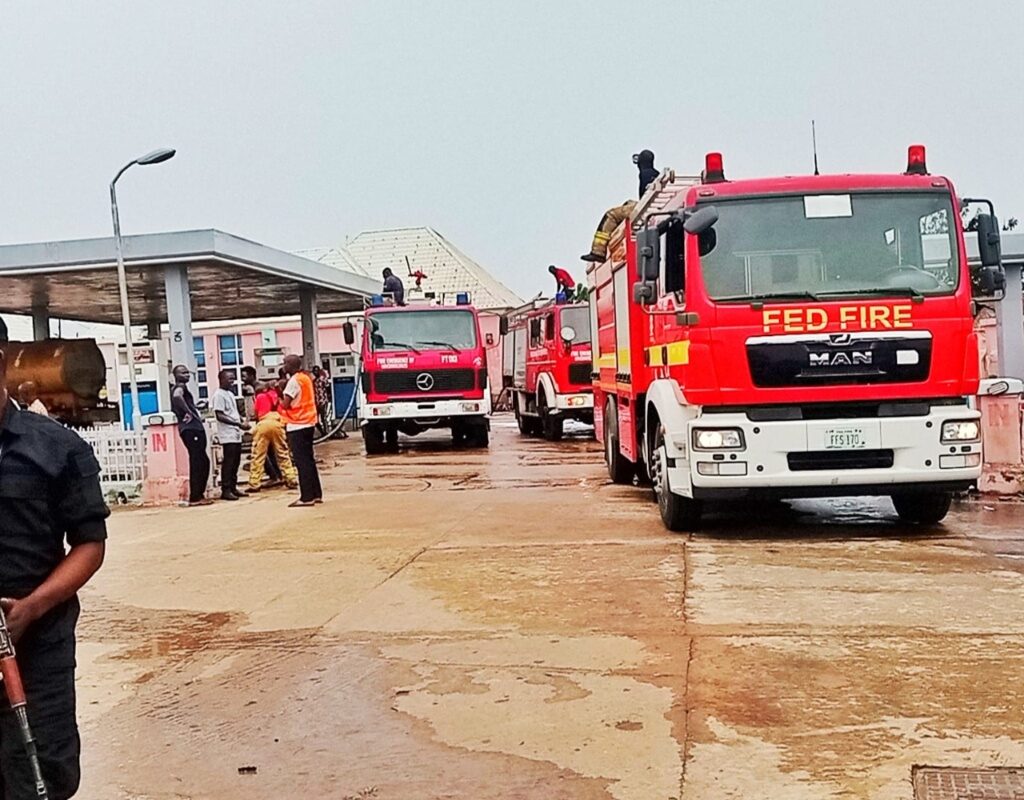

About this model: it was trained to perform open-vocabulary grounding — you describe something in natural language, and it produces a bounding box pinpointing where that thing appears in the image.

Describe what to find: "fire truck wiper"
[379,341,422,354]
[718,291,823,305]
[817,286,926,302]
[417,340,460,352]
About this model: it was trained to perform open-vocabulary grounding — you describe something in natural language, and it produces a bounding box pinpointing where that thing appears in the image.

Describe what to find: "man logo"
[828,333,852,346]
[415,372,435,391]
[809,351,872,367]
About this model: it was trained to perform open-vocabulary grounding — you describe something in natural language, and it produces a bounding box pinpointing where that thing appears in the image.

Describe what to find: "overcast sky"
[1,0,1022,336]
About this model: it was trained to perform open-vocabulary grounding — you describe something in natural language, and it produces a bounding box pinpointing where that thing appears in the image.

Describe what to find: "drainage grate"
[913,767,1024,799]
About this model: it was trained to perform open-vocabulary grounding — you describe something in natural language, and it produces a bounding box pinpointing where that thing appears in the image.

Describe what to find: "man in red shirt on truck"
[548,265,577,298]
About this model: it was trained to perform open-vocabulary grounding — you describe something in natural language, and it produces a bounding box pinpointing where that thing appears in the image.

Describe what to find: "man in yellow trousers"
[247,383,298,492]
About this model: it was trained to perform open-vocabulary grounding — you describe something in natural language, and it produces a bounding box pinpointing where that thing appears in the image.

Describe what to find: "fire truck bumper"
[360,396,491,424]
[669,405,982,499]
[553,393,594,412]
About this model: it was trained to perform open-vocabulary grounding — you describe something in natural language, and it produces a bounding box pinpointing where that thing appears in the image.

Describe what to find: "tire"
[891,491,952,525]
[362,424,386,455]
[652,426,702,532]
[604,400,634,485]
[385,426,399,451]
[539,393,563,441]
[472,424,490,448]
[514,396,537,436]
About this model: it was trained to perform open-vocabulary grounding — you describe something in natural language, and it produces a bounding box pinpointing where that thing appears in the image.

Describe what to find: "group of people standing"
[170,354,324,509]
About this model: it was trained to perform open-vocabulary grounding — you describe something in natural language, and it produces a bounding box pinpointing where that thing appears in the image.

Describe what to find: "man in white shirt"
[212,369,250,501]
[17,381,49,417]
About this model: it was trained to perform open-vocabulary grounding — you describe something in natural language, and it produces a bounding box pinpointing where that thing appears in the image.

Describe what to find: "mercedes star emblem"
[416,372,435,391]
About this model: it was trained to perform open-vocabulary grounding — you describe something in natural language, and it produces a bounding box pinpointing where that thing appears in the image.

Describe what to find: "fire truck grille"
[747,334,932,387]
[787,449,895,472]
[373,368,477,395]
[568,364,593,386]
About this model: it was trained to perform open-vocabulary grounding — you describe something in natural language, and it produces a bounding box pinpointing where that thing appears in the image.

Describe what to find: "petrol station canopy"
[0,229,379,325]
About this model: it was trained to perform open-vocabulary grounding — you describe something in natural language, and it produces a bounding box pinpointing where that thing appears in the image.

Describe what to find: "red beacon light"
[703,151,726,183]
[905,144,928,176]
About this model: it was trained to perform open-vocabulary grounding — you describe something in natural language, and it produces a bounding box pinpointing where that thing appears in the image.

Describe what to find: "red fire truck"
[501,299,594,439]
[588,147,1005,530]
[344,295,491,454]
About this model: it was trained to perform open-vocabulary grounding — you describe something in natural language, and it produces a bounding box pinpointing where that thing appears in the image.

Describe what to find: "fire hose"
[0,604,49,799]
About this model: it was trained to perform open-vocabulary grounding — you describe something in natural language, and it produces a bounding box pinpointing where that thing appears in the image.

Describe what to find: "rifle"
[0,603,49,799]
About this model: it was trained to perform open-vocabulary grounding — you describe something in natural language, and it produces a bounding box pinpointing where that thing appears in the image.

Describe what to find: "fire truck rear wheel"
[653,426,702,532]
[362,424,387,455]
[604,400,634,485]
[891,491,952,525]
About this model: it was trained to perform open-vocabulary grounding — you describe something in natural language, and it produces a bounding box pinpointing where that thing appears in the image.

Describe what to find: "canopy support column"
[164,264,196,374]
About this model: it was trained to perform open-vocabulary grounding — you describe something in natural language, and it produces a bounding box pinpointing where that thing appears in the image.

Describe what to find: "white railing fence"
[77,425,146,501]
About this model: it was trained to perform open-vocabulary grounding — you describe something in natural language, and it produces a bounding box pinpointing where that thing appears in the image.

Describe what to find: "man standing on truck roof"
[634,149,658,197]
[0,344,108,799]
[548,265,576,298]
[382,268,406,307]
[279,354,322,507]
[581,150,656,263]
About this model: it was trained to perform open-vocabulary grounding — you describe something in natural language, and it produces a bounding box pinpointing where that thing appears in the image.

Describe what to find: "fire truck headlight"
[941,420,980,443]
[693,428,745,450]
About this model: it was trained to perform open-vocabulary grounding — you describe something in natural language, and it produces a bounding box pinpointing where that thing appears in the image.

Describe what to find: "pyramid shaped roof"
[341,227,522,311]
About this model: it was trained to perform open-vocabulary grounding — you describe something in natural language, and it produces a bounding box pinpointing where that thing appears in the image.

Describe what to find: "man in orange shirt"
[279,354,322,507]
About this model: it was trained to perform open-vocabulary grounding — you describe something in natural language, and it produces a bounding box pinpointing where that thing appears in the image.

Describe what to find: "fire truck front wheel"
[891,491,953,525]
[604,400,634,485]
[538,394,563,441]
[653,426,702,532]
[362,423,387,456]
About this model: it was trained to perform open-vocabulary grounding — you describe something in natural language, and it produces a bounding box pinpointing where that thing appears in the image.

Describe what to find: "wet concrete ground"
[77,414,1024,799]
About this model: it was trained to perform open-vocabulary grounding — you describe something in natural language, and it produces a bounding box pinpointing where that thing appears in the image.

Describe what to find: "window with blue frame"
[193,336,209,400]
[218,334,244,394]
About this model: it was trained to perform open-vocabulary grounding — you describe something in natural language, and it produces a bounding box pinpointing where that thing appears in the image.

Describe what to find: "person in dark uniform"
[634,149,658,197]
[170,365,211,506]
[381,268,406,306]
[0,345,108,799]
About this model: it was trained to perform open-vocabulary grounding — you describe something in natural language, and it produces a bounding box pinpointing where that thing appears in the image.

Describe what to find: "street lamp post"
[110,148,176,431]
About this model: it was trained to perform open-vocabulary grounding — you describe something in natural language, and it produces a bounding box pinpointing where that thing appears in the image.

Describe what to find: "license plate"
[825,427,866,449]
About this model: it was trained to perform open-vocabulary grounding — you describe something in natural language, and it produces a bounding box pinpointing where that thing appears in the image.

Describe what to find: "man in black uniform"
[170,364,211,506]
[0,346,108,799]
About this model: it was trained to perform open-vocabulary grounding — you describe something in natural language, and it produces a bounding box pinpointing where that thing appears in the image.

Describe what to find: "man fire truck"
[588,146,1005,530]
[501,298,594,440]
[344,293,491,454]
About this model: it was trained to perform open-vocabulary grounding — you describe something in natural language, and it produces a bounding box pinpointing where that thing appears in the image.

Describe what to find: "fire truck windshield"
[368,310,478,353]
[560,306,592,342]
[699,191,959,302]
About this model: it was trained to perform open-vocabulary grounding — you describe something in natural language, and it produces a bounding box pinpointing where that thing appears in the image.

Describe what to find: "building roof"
[0,229,378,325]
[293,245,370,277]
[340,226,522,311]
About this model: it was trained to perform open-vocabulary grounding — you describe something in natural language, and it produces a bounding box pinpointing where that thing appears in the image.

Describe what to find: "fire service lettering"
[761,304,913,334]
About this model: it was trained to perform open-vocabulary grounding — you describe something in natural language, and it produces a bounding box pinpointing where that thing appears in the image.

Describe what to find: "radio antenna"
[811,119,820,176]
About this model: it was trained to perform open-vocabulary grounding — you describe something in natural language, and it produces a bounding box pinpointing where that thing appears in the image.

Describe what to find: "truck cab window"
[544,314,555,341]
[662,222,685,295]
[530,318,542,348]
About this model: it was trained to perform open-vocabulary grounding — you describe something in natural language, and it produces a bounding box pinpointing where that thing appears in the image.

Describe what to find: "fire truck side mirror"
[973,265,1006,300]
[633,281,656,305]
[342,322,356,346]
[683,205,719,235]
[499,317,509,336]
[976,213,1002,267]
[637,227,660,281]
